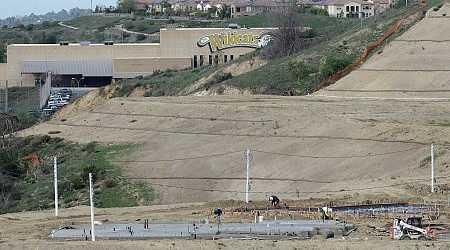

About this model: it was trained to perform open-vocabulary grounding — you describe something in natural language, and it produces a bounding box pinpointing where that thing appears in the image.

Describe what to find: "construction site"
[1,1,450,249]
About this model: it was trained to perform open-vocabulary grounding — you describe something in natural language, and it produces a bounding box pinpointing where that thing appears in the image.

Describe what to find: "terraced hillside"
[21,4,450,206]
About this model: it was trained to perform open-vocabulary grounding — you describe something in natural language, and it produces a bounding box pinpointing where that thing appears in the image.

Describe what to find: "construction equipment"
[390,217,435,240]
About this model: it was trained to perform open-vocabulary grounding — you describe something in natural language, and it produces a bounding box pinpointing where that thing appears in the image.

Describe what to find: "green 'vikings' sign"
[197,31,271,52]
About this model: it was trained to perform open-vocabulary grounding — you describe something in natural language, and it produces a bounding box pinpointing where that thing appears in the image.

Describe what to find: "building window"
[200,55,204,66]
[214,55,219,65]
[224,55,228,63]
[230,55,234,61]
[209,55,213,65]
[193,55,198,68]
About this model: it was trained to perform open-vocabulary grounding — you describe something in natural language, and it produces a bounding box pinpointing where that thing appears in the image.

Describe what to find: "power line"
[115,150,243,163]
[115,146,428,164]
[126,176,332,183]
[43,121,438,146]
[252,146,426,159]
[90,111,273,123]
[145,177,433,195]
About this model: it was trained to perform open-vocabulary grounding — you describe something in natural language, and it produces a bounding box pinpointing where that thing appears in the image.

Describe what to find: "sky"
[0,0,118,19]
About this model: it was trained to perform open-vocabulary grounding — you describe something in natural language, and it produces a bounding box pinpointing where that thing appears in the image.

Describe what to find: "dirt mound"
[181,56,266,95]
[52,85,117,119]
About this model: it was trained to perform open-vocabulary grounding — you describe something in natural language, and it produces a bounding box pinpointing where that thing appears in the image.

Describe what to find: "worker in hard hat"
[213,208,223,224]
[321,206,333,221]
[269,195,280,207]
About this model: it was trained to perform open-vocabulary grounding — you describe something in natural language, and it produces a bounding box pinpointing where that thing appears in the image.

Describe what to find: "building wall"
[160,28,271,58]
[114,57,191,73]
[7,28,272,87]
[7,43,162,87]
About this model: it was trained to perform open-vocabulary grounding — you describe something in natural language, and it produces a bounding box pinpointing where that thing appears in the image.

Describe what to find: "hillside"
[318,5,450,98]
[18,3,450,207]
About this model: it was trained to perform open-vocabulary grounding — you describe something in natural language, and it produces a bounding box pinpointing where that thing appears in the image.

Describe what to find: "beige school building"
[1,27,272,88]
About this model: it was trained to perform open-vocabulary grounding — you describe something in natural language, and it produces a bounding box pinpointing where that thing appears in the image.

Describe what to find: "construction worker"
[321,206,333,221]
[269,195,280,207]
[213,208,223,224]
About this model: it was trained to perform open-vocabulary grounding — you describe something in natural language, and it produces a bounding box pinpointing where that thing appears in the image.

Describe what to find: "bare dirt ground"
[1,203,449,250]
[6,3,450,249]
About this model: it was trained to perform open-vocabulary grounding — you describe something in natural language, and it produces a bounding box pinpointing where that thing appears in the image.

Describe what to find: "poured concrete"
[50,219,354,239]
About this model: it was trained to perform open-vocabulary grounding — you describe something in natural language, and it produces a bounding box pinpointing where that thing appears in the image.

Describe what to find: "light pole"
[120,24,124,43]
[72,77,84,97]
[72,77,84,88]
[39,73,48,108]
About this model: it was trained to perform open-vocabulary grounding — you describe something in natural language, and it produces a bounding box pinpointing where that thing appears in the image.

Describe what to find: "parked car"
[48,99,69,107]
[59,88,72,95]
[41,108,55,116]
[49,94,70,100]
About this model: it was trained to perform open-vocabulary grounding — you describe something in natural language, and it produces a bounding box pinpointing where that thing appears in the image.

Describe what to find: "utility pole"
[245,149,252,203]
[89,173,96,241]
[54,157,59,216]
[431,144,435,193]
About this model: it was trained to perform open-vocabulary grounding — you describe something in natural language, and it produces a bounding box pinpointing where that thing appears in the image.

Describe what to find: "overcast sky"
[0,0,117,19]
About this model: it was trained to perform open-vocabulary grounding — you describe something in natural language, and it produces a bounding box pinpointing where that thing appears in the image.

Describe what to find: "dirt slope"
[20,4,450,206]
[317,5,450,98]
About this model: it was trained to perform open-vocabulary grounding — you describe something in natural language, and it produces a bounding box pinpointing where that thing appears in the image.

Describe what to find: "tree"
[117,0,136,13]
[206,6,218,19]
[263,3,299,58]
[262,3,326,59]
[217,5,231,19]
[0,113,18,149]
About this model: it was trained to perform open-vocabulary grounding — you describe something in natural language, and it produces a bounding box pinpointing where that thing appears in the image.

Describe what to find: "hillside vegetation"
[113,1,440,97]
[0,134,153,214]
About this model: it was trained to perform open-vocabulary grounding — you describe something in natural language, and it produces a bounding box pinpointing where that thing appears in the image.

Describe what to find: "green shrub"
[136,34,146,41]
[103,178,118,188]
[81,163,106,183]
[321,55,355,77]
[82,141,97,154]
[153,89,165,96]
[152,70,161,76]
[30,135,51,147]
[217,86,225,94]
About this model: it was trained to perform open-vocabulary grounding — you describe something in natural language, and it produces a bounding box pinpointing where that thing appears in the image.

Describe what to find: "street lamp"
[72,77,84,97]
[71,77,84,89]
